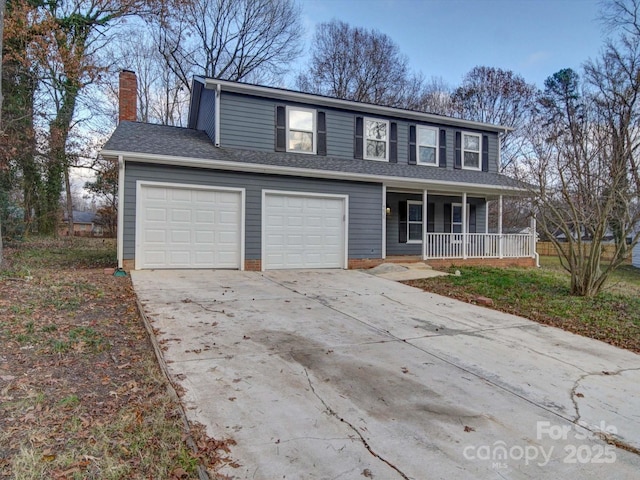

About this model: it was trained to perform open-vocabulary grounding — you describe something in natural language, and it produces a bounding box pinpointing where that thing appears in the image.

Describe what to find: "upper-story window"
[462,132,481,170]
[364,118,389,161]
[287,106,316,154]
[417,126,438,166]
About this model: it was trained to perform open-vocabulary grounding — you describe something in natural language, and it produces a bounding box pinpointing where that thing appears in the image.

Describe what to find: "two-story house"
[102,71,536,271]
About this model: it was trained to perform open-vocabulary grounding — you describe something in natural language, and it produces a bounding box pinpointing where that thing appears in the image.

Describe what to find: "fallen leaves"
[0,240,235,479]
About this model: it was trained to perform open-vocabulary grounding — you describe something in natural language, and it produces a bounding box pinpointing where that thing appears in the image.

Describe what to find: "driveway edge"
[135,297,211,480]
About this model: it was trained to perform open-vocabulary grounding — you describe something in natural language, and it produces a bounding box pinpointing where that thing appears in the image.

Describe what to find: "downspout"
[117,155,125,269]
[214,83,221,147]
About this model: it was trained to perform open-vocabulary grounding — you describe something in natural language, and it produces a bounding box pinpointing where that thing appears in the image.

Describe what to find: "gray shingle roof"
[103,122,526,191]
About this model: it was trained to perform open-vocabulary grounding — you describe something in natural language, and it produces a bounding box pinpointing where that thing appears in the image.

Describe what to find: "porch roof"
[103,121,528,195]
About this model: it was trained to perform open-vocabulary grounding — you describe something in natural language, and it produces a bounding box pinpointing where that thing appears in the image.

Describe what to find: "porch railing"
[425,233,533,259]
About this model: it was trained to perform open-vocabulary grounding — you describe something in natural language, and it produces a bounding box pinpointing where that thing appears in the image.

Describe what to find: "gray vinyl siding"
[385,193,487,256]
[196,88,216,143]
[219,93,275,151]
[123,162,382,262]
[633,240,640,268]
[213,91,501,172]
[325,109,354,158]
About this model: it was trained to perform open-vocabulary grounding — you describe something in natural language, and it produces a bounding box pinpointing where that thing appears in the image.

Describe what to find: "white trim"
[286,106,316,154]
[261,189,349,270]
[382,184,387,260]
[199,77,513,133]
[117,155,125,269]
[498,194,503,258]
[214,84,221,147]
[485,199,489,234]
[461,132,482,171]
[407,200,423,244]
[416,125,439,166]
[101,151,527,195]
[422,189,428,260]
[134,181,245,271]
[462,193,468,259]
[363,117,390,161]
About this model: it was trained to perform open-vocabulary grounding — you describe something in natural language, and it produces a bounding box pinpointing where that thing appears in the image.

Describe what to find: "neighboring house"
[60,210,103,237]
[101,71,536,271]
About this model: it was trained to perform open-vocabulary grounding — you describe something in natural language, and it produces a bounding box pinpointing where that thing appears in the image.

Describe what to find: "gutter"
[102,149,528,196]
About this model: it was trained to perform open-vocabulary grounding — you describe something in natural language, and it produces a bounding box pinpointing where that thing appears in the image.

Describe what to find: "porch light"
[386,205,391,215]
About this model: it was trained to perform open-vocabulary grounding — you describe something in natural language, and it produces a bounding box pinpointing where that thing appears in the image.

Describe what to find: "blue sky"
[297,0,607,89]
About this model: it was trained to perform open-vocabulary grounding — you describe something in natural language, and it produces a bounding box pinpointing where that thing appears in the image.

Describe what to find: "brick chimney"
[118,70,137,123]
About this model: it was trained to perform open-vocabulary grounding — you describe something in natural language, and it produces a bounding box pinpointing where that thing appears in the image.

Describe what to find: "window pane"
[464,151,479,168]
[452,224,462,233]
[366,139,386,159]
[289,131,313,152]
[408,204,422,222]
[289,110,313,131]
[409,223,423,240]
[418,127,436,146]
[366,120,387,141]
[464,134,479,151]
[452,205,462,223]
[419,146,436,164]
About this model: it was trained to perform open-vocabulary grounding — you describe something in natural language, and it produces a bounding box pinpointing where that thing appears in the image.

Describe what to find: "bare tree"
[99,26,190,126]
[157,0,302,89]
[413,76,455,116]
[295,20,423,108]
[452,66,538,172]
[526,67,640,296]
[0,0,5,267]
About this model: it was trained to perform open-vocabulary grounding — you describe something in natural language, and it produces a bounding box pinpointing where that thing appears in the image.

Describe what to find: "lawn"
[0,238,233,479]
[407,257,640,353]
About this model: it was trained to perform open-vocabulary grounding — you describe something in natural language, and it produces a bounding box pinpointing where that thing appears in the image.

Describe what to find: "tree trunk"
[0,0,6,267]
[64,167,73,237]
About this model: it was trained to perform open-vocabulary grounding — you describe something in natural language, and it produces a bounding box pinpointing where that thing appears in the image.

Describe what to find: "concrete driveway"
[131,269,640,479]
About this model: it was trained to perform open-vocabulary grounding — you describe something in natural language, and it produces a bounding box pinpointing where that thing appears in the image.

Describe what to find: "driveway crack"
[302,368,411,480]
[570,367,640,456]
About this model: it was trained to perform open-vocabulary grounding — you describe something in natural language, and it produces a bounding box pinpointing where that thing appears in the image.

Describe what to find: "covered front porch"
[383,186,537,263]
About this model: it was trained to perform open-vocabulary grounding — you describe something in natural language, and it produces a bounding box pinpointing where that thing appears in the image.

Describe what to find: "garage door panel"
[138,184,242,269]
[264,193,345,270]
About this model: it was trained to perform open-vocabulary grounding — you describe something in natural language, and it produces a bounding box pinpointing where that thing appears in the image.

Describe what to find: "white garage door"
[136,183,243,269]
[263,192,347,269]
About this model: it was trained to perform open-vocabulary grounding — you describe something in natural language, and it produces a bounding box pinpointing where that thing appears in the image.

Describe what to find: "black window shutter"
[275,105,286,152]
[444,203,452,233]
[439,129,447,168]
[469,204,477,233]
[454,131,462,169]
[408,125,417,165]
[389,122,398,163]
[399,200,407,243]
[317,111,327,156]
[482,135,489,171]
[427,203,435,232]
[354,116,363,159]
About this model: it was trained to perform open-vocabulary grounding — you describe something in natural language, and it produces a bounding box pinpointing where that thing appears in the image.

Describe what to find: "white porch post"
[382,184,387,260]
[422,189,428,260]
[498,194,503,259]
[462,192,467,259]
[530,215,537,261]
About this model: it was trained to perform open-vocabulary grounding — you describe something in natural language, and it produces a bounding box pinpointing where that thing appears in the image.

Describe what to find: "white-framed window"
[451,203,470,243]
[364,117,389,161]
[417,126,438,166]
[462,132,481,170]
[287,106,316,154]
[407,200,423,243]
